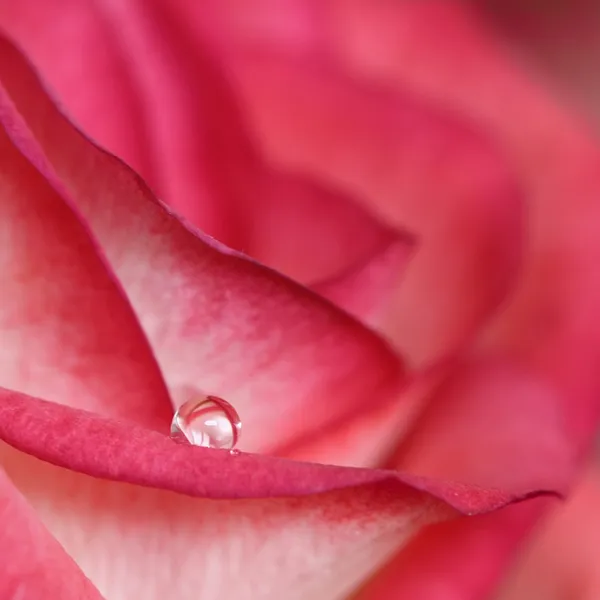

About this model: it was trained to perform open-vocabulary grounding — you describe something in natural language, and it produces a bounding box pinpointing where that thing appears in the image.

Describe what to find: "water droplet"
[229,448,241,456]
[170,395,241,450]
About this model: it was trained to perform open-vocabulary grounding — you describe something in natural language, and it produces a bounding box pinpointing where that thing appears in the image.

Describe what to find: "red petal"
[0,466,105,599]
[215,52,524,365]
[328,0,600,453]
[498,462,600,600]
[0,87,171,429]
[0,387,551,508]
[392,355,573,492]
[0,0,399,291]
[353,495,555,600]
[0,33,405,456]
[312,234,414,331]
[242,170,402,288]
[0,387,553,599]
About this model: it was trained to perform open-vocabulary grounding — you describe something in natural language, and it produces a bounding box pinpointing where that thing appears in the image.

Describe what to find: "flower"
[0,2,599,599]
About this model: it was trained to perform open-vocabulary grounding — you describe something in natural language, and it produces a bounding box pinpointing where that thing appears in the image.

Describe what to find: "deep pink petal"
[0,387,552,508]
[311,234,414,330]
[0,0,399,291]
[243,170,402,287]
[0,442,452,600]
[0,466,105,599]
[497,462,600,600]
[353,495,555,600]
[310,0,600,595]
[0,387,554,599]
[326,0,600,455]
[214,51,524,365]
[0,33,406,457]
[392,355,573,492]
[0,88,171,429]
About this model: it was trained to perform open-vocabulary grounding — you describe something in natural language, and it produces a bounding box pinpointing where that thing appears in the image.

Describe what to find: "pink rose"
[0,2,599,599]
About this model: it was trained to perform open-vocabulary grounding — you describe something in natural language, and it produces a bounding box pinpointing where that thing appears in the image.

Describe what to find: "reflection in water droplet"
[170,395,241,450]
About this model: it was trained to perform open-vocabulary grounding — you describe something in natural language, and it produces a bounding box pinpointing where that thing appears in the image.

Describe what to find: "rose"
[0,2,599,599]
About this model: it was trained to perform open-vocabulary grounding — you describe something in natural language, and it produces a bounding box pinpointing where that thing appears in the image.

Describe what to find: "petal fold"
[0,387,553,508]
[0,32,404,456]
[0,85,171,429]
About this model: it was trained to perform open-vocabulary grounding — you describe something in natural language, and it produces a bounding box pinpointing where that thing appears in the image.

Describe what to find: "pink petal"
[498,462,600,600]
[0,0,399,291]
[353,495,556,600]
[311,233,414,330]
[214,51,524,365]
[0,387,550,507]
[392,355,573,492]
[0,33,406,457]
[241,170,403,288]
[308,0,600,595]
[280,363,443,468]
[0,85,171,428]
[0,466,105,599]
[0,387,553,599]
[327,0,600,454]
[0,446,450,600]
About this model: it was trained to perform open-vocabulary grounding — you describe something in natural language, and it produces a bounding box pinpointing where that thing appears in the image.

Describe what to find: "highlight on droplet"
[170,395,242,450]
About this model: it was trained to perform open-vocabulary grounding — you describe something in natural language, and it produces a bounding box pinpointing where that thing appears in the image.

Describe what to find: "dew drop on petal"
[170,395,242,450]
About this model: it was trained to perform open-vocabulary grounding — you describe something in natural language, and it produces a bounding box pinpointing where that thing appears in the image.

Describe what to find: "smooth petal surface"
[0,0,400,293]
[0,5,596,599]
[352,495,555,600]
[326,0,600,450]
[0,444,450,600]
[0,388,553,600]
[0,466,105,599]
[0,34,404,457]
[314,1,600,596]
[202,37,525,366]
[312,235,414,330]
[0,89,171,429]
[392,355,572,492]
[0,0,524,365]
[496,462,600,600]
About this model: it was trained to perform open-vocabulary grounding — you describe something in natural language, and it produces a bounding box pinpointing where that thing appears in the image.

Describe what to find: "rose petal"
[0,387,551,507]
[328,0,600,457]
[280,364,443,469]
[0,387,554,599]
[312,234,414,331]
[392,355,573,492]
[0,89,171,429]
[497,462,600,600]
[244,170,402,287]
[316,0,600,593]
[0,445,450,600]
[0,466,105,599]
[0,33,405,456]
[0,0,400,291]
[90,0,397,288]
[352,495,555,600]
[214,51,524,365]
